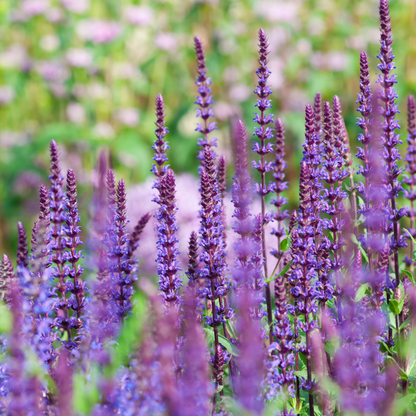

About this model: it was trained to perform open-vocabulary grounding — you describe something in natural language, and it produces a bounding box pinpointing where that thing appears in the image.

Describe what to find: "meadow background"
[1,0,415,264]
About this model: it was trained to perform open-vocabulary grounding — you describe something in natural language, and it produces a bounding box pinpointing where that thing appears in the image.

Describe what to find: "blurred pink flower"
[36,61,69,82]
[46,7,65,23]
[311,51,349,72]
[127,174,277,278]
[0,86,15,105]
[14,171,43,194]
[66,48,93,68]
[257,1,299,23]
[60,0,90,14]
[67,103,86,124]
[154,32,177,51]
[49,83,67,98]
[92,122,115,139]
[77,19,121,44]
[123,5,153,26]
[115,108,140,127]
[0,131,29,148]
[20,0,49,16]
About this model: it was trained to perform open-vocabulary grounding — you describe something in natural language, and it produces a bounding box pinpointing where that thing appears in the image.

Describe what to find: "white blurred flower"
[123,5,153,26]
[20,0,49,16]
[268,58,285,90]
[86,82,110,100]
[60,0,90,13]
[110,61,139,80]
[67,103,86,124]
[0,86,15,105]
[296,38,312,55]
[93,122,115,139]
[154,32,177,51]
[77,19,121,44]
[66,48,93,68]
[40,34,60,52]
[115,108,140,127]
[0,44,28,69]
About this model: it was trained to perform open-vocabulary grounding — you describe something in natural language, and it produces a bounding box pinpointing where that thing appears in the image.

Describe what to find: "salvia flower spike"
[404,94,416,271]
[252,28,275,339]
[154,169,182,311]
[16,221,29,269]
[194,36,217,158]
[377,0,405,287]
[152,94,170,181]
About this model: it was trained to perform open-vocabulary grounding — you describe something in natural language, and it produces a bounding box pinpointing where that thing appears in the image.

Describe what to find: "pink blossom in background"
[92,122,115,139]
[257,1,299,24]
[45,7,65,23]
[115,108,140,127]
[60,0,90,14]
[127,174,277,279]
[66,103,86,124]
[36,61,69,82]
[49,82,67,98]
[76,19,121,44]
[123,5,154,26]
[20,0,50,17]
[0,131,30,149]
[14,171,43,195]
[154,32,178,52]
[66,48,93,68]
[0,86,15,105]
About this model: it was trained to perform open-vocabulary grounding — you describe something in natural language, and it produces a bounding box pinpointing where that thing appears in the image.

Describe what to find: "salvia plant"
[2,1,416,415]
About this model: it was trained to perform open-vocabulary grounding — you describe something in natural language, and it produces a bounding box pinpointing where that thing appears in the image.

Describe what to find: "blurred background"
[1,0,416,268]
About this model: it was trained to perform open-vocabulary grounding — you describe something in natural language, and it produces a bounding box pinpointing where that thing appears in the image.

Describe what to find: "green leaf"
[266,261,292,284]
[400,315,413,331]
[280,238,289,252]
[0,302,12,333]
[294,369,308,380]
[218,333,240,357]
[355,283,370,302]
[393,393,416,415]
[404,228,416,245]
[403,270,416,285]
[203,329,240,356]
[389,298,403,315]
[73,367,100,414]
[350,234,369,263]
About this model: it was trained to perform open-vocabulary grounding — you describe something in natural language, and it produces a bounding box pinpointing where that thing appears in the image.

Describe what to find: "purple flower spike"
[235,289,265,415]
[403,94,416,269]
[377,0,404,286]
[313,92,322,137]
[232,120,254,285]
[49,140,72,339]
[127,212,151,261]
[152,94,170,180]
[31,185,51,256]
[65,169,84,322]
[112,179,135,318]
[56,348,73,416]
[0,254,16,303]
[17,222,29,269]
[154,169,182,310]
[186,231,199,289]
[180,291,212,416]
[194,36,217,155]
[253,28,275,338]
[271,118,289,259]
